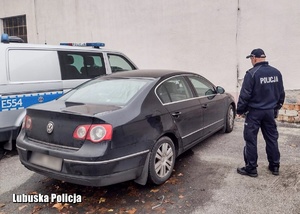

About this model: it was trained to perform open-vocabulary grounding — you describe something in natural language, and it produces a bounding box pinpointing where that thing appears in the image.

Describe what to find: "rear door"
[156,76,203,149]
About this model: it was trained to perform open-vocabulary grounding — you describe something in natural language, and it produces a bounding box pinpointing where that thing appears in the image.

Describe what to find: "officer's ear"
[250,57,256,65]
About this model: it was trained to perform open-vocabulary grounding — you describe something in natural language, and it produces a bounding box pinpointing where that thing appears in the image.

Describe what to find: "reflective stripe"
[0,91,63,112]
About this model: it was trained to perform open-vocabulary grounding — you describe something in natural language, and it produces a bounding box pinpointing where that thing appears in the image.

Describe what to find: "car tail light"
[73,125,90,140]
[73,124,112,143]
[22,115,32,130]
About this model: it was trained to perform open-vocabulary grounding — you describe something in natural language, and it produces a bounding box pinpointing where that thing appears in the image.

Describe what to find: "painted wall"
[1,0,299,101]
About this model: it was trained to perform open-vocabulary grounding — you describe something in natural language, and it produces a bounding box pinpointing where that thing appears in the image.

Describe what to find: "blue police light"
[1,33,9,43]
[60,42,105,48]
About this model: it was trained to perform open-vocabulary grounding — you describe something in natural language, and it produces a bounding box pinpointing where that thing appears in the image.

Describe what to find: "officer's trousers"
[243,108,280,170]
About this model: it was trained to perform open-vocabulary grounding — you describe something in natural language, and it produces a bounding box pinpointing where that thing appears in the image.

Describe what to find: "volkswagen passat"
[17,69,235,187]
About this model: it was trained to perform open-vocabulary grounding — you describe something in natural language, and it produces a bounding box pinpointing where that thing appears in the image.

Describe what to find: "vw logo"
[46,121,54,134]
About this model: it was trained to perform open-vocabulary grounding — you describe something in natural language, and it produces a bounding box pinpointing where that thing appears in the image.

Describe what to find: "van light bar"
[60,42,105,48]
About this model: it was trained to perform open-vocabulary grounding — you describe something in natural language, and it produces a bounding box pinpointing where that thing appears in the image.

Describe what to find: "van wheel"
[148,137,175,185]
[224,104,235,133]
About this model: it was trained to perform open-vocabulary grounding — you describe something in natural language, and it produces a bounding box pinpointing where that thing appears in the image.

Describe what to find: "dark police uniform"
[237,61,285,174]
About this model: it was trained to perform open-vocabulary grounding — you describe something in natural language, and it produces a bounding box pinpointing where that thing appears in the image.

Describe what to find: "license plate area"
[29,152,62,171]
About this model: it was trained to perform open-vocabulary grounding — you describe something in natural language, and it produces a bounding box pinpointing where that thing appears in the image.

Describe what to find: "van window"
[58,51,105,80]
[8,50,61,82]
[107,54,135,73]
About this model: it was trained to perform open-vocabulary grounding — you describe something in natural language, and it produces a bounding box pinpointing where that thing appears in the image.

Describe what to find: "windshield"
[60,78,151,106]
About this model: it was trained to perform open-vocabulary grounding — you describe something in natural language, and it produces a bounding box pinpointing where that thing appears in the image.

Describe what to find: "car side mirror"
[205,89,216,100]
[205,89,215,96]
[216,86,225,94]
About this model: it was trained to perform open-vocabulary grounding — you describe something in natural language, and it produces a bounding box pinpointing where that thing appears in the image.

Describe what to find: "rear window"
[60,78,150,106]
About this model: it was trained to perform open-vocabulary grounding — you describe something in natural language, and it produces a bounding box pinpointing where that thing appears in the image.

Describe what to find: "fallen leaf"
[177,173,184,177]
[32,205,43,213]
[179,195,184,199]
[98,197,106,203]
[0,203,5,208]
[164,199,174,204]
[28,191,38,195]
[126,207,137,214]
[98,207,109,213]
[18,205,27,210]
[52,203,64,211]
[166,177,179,184]
[150,189,159,193]
[108,208,114,212]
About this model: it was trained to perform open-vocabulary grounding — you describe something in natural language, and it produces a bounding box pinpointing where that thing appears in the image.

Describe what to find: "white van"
[0,34,138,152]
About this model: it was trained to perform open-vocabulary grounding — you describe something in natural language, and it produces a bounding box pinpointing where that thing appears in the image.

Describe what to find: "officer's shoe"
[268,166,279,176]
[237,167,258,177]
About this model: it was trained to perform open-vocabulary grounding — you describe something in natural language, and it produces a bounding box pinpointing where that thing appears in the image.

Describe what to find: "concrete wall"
[1,0,300,103]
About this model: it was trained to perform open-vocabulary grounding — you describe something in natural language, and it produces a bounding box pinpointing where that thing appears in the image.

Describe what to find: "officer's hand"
[274,109,279,118]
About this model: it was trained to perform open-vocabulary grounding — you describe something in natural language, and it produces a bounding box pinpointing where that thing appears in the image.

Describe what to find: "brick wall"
[278,104,300,123]
[277,89,300,123]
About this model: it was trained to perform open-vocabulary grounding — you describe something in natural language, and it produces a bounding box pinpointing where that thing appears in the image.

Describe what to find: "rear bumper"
[19,155,145,187]
[16,136,149,186]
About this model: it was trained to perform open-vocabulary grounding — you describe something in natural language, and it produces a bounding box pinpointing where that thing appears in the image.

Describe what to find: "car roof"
[105,69,198,79]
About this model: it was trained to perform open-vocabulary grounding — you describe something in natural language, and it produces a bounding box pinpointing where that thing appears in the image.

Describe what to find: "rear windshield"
[60,78,151,106]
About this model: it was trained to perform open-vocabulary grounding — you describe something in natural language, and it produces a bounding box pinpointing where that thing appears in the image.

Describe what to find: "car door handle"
[202,104,208,108]
[172,112,182,118]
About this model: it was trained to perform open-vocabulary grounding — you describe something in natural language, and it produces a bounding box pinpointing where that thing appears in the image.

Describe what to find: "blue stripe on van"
[0,91,63,112]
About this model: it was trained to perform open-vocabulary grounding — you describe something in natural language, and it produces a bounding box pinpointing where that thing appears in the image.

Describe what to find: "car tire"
[224,104,235,133]
[148,136,175,185]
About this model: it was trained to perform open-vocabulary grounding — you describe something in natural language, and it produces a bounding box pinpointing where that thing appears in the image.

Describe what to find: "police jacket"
[237,61,285,115]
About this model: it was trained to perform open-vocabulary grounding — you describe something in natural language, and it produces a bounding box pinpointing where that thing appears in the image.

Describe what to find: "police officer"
[237,48,285,177]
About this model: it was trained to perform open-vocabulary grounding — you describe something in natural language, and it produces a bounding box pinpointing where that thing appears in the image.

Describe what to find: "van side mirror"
[216,86,225,94]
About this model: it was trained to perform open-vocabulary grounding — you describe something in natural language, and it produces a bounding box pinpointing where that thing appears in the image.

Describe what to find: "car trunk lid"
[25,101,120,149]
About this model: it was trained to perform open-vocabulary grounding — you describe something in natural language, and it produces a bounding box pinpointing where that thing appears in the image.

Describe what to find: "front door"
[187,75,225,136]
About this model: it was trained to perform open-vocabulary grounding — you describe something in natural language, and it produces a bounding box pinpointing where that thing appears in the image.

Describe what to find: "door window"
[107,54,135,73]
[188,76,216,97]
[157,76,193,104]
[58,51,105,80]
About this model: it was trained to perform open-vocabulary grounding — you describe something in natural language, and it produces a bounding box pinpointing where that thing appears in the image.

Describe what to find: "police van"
[0,34,138,153]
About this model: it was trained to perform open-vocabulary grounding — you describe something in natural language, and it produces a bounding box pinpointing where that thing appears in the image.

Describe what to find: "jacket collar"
[254,61,268,67]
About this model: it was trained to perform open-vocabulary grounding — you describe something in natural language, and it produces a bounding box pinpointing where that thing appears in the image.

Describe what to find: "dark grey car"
[17,69,235,187]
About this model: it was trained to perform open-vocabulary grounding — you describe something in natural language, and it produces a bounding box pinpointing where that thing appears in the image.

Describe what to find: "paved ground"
[192,119,300,214]
[0,119,299,214]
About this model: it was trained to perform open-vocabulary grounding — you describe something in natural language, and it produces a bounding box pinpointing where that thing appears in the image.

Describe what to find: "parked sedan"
[17,69,235,187]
